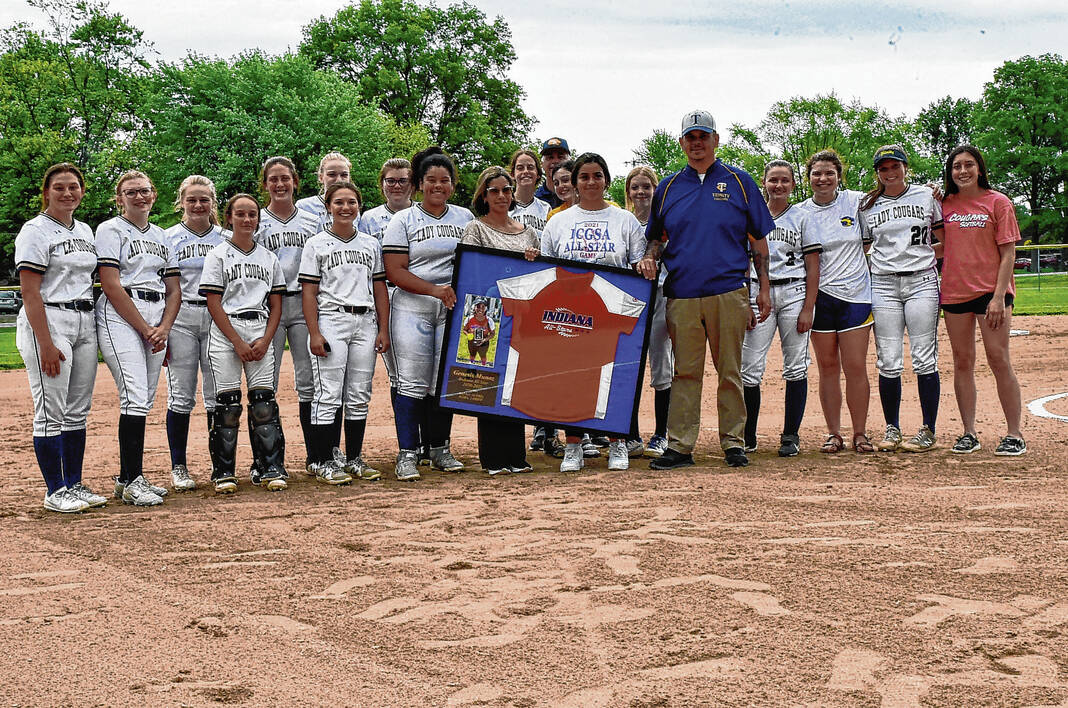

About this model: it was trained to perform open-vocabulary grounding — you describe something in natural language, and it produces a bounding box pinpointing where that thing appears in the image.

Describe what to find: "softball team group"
[15,141,1026,513]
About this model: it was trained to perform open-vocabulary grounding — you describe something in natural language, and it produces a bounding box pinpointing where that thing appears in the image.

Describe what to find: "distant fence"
[1015,243,1067,291]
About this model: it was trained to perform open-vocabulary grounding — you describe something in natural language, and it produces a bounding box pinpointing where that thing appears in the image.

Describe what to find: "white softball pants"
[17,307,98,437]
[648,285,674,391]
[741,280,811,386]
[390,288,446,399]
[871,269,940,378]
[207,315,276,394]
[166,302,217,413]
[308,309,378,424]
[270,294,313,403]
[97,296,166,416]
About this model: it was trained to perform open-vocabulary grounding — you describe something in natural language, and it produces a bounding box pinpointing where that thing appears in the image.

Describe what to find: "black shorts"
[941,292,1014,315]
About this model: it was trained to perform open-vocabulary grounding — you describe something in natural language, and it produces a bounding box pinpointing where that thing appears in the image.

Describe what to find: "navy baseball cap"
[681,110,716,136]
[540,137,570,155]
[873,145,908,167]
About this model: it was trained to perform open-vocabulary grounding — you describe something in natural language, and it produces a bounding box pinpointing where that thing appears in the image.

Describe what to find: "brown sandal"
[820,433,844,454]
[853,433,874,453]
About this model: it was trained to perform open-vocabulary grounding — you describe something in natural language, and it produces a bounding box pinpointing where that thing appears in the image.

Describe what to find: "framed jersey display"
[437,245,657,437]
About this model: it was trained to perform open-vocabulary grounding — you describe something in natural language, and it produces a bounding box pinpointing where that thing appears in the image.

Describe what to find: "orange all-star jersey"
[497,267,646,422]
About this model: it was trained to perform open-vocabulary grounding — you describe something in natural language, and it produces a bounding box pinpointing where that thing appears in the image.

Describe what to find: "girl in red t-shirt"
[938,145,1025,456]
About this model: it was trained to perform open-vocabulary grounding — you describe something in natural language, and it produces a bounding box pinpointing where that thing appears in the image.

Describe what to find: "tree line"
[1,0,1065,275]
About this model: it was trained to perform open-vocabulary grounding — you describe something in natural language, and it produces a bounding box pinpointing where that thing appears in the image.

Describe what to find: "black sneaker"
[650,448,694,470]
[994,435,1027,456]
[529,427,546,451]
[590,436,611,448]
[778,434,800,457]
[725,447,749,467]
[951,432,981,454]
[543,435,566,459]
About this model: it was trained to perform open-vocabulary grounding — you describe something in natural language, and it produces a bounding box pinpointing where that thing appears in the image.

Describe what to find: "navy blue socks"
[118,414,146,483]
[878,375,902,429]
[60,428,86,487]
[34,435,64,494]
[917,372,940,432]
[166,409,190,467]
[784,378,808,436]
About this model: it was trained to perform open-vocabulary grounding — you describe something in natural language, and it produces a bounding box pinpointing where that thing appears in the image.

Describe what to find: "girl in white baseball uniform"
[383,147,473,481]
[200,194,287,494]
[860,145,944,454]
[301,182,390,485]
[460,166,539,476]
[97,171,182,506]
[541,153,646,473]
[296,152,353,233]
[15,163,104,513]
[741,161,819,458]
[163,176,225,492]
[358,159,414,424]
[256,156,319,472]
[625,166,673,459]
[509,148,550,236]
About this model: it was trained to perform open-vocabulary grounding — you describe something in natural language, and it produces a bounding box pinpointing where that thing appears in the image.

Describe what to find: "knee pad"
[214,390,242,429]
[247,389,285,473]
[248,389,279,425]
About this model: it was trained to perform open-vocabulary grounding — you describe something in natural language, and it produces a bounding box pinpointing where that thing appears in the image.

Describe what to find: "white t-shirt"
[861,185,943,275]
[199,240,286,316]
[298,229,385,310]
[540,205,645,269]
[381,203,474,286]
[96,216,178,293]
[799,190,872,303]
[14,214,97,303]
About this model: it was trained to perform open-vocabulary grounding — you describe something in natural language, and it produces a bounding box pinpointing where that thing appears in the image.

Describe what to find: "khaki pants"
[665,287,749,453]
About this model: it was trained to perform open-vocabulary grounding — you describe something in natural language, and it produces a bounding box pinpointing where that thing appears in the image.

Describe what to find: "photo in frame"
[437,245,657,438]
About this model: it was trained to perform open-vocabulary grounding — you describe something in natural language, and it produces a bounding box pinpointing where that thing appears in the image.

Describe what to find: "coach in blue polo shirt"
[637,109,774,468]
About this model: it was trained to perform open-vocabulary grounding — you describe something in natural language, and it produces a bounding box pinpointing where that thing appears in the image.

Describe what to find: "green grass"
[0,277,1064,371]
[0,328,23,369]
[1014,272,1068,315]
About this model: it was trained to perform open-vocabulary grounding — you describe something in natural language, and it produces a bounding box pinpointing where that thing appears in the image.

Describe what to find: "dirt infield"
[1,315,1066,706]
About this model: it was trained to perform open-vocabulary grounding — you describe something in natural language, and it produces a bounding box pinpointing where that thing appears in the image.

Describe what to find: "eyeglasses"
[486,185,514,195]
[122,188,154,198]
[383,178,410,187]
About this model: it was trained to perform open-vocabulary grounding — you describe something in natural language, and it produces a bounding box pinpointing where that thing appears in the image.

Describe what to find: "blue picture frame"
[436,244,657,437]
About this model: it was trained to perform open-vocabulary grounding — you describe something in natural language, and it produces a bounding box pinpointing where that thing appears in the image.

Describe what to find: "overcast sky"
[3,0,1066,176]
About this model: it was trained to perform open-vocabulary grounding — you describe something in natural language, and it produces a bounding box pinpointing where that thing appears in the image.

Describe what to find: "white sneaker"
[581,434,601,458]
[626,438,645,458]
[644,435,668,458]
[171,464,196,491]
[43,487,89,513]
[560,443,584,472]
[68,482,107,508]
[608,441,629,470]
[899,425,937,453]
[316,459,353,485]
[395,450,421,481]
[486,467,510,476]
[121,476,164,506]
[430,444,465,472]
[114,476,168,499]
[876,424,902,452]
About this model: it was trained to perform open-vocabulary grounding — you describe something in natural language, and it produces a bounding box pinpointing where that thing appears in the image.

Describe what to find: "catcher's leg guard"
[210,390,242,480]
[248,389,286,477]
